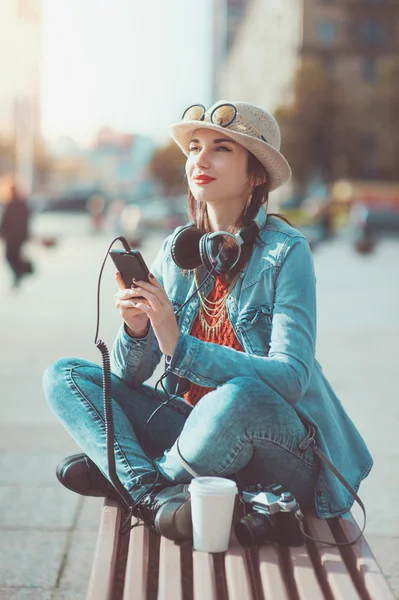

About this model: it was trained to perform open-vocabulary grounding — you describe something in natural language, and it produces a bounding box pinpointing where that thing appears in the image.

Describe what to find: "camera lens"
[235,513,273,547]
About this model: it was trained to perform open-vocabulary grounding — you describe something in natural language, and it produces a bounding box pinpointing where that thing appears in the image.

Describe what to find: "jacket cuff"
[166,332,197,377]
[121,322,151,346]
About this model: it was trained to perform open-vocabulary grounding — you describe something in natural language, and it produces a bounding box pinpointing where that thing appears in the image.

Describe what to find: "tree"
[150,141,187,195]
[276,54,399,186]
[274,58,334,189]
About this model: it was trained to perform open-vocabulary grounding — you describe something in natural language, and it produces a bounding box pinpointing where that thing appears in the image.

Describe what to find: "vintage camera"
[235,483,305,547]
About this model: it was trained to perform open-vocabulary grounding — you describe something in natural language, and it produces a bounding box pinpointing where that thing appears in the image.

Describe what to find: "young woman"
[43,101,372,541]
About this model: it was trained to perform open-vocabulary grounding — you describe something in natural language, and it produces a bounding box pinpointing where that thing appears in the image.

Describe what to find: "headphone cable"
[94,238,216,530]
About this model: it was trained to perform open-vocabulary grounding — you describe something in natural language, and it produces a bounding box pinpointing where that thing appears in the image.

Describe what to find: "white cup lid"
[188,476,238,496]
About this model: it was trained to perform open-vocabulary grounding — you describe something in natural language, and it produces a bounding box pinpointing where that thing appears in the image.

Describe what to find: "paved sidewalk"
[0,213,398,599]
[0,215,165,600]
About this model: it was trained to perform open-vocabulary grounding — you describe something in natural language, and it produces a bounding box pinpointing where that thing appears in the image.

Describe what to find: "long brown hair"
[186,152,290,280]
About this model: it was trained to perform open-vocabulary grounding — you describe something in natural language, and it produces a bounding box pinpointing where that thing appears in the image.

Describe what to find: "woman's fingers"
[134,277,166,301]
[118,299,147,309]
[129,300,151,313]
[114,288,142,301]
[130,286,161,309]
[115,271,126,290]
[148,273,161,287]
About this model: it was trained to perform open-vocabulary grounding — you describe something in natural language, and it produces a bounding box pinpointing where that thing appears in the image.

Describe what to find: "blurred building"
[301,0,399,93]
[90,128,156,201]
[221,0,302,111]
[223,0,399,111]
[226,0,247,50]
[46,128,156,203]
[221,0,399,183]
[211,0,249,101]
[0,0,42,191]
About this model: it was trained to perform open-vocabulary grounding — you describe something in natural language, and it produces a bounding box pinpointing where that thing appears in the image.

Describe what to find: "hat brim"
[169,120,291,192]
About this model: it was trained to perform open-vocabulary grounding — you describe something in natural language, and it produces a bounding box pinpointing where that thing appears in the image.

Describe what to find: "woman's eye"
[189,146,200,153]
[216,146,231,152]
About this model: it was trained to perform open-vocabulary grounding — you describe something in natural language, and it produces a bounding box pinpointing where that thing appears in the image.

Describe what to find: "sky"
[41,0,213,144]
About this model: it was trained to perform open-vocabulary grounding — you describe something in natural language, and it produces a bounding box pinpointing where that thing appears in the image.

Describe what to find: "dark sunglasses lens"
[182,105,205,122]
[212,105,236,127]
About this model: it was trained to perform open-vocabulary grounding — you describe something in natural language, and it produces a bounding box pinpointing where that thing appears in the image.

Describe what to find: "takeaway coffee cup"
[188,477,238,553]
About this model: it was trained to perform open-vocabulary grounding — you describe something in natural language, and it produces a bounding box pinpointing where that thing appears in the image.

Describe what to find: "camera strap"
[299,423,367,546]
[176,426,367,547]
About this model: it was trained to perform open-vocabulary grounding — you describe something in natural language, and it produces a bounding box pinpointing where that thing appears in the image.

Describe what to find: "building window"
[361,20,385,43]
[318,21,338,44]
[363,59,377,83]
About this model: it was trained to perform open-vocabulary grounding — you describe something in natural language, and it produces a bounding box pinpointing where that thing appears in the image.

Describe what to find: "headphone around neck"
[170,220,261,276]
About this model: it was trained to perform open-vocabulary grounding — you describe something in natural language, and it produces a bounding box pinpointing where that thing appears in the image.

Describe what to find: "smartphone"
[109,249,150,296]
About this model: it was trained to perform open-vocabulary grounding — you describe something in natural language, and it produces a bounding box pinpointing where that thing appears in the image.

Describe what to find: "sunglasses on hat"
[181,103,267,144]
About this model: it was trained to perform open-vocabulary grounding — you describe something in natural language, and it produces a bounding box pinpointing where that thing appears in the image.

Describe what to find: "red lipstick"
[193,175,216,184]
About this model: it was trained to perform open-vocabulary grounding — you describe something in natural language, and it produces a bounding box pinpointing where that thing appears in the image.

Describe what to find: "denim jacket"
[111,206,373,518]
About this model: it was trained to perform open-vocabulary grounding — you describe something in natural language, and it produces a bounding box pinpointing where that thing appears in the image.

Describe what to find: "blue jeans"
[43,358,319,506]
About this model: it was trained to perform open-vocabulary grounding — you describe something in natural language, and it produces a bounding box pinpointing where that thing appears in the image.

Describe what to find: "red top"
[184,276,244,406]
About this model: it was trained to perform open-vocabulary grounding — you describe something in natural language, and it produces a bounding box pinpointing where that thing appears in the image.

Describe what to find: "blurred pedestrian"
[106,197,126,235]
[87,194,106,233]
[0,180,33,288]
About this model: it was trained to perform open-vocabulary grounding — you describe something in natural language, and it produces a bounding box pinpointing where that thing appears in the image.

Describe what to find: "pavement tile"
[75,497,104,532]
[0,426,80,453]
[367,535,399,600]
[58,532,98,593]
[0,453,66,485]
[0,589,52,600]
[0,486,79,529]
[351,456,399,537]
[54,590,85,600]
[0,530,66,588]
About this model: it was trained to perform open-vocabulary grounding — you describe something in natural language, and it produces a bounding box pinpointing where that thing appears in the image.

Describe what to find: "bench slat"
[289,544,325,599]
[307,514,362,600]
[224,533,253,600]
[86,499,122,600]
[192,550,219,599]
[259,544,290,599]
[333,513,395,600]
[123,523,149,600]
[158,537,183,600]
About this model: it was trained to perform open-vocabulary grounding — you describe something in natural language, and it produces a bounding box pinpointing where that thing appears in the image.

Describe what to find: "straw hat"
[169,101,292,192]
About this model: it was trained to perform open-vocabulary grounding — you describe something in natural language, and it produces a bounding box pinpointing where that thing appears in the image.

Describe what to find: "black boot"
[57,454,192,541]
[56,453,120,500]
[134,484,192,542]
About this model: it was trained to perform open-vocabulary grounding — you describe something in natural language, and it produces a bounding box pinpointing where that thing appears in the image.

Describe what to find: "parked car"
[347,182,399,253]
[40,185,109,212]
[350,203,399,254]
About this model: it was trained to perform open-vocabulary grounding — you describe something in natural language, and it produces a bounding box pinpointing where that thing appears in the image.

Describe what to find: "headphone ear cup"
[201,233,232,275]
[171,225,204,270]
[199,233,214,273]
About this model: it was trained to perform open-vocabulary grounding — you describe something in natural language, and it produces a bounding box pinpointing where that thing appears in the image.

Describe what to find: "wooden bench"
[86,497,395,600]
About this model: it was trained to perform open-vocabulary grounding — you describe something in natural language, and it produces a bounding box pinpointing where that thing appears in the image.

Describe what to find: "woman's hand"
[114,272,150,336]
[128,273,180,356]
